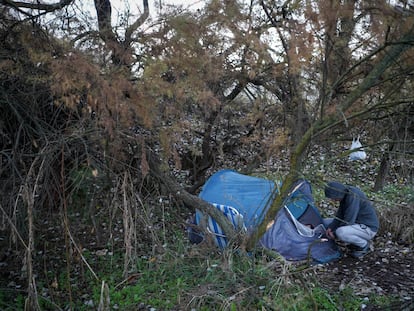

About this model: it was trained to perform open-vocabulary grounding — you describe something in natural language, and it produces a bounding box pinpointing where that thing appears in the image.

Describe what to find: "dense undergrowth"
[0,229,400,311]
[1,4,413,310]
[1,151,412,310]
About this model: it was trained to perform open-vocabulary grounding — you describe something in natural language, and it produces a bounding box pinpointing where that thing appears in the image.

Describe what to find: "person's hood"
[325,181,347,200]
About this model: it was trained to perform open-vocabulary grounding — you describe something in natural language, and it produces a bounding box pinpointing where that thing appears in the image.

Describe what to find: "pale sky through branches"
[110,0,205,19]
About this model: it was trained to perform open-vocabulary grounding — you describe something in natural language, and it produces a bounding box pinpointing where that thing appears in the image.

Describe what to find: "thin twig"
[66,229,100,281]
[0,204,28,249]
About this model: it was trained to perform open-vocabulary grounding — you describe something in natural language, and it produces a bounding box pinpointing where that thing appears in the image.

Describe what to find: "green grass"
[373,183,414,204]
[0,234,399,311]
[75,244,369,310]
[2,239,404,311]
[2,161,411,310]
[0,290,25,311]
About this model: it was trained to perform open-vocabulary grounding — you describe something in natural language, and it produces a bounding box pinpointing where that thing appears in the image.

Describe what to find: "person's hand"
[326,228,335,240]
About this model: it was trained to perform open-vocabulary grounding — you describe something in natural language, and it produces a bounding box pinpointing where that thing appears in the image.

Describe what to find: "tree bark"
[246,22,414,250]
[148,151,237,243]
[0,0,73,12]
[373,152,391,192]
[94,0,149,68]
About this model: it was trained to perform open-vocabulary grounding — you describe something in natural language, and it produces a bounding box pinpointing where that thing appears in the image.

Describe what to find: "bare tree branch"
[0,0,73,12]
[246,20,414,250]
[93,0,149,67]
[124,0,149,45]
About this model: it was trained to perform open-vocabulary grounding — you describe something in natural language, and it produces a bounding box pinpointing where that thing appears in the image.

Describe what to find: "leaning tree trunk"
[373,143,394,192]
[148,150,238,243]
[246,23,414,250]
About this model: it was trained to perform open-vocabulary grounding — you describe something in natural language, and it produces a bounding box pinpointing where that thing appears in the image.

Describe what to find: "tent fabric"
[205,203,246,248]
[196,169,277,229]
[194,169,341,263]
[260,208,341,263]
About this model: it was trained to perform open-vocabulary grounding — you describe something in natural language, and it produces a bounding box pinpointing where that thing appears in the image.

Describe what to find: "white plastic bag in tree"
[349,136,367,161]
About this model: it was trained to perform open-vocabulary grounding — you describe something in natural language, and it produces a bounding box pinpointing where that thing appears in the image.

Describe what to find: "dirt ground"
[314,233,414,310]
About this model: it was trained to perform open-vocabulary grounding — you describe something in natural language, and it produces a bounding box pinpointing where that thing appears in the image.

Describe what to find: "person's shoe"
[347,244,359,251]
[350,243,370,258]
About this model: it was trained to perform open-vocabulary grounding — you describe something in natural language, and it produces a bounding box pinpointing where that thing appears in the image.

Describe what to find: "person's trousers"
[323,218,377,248]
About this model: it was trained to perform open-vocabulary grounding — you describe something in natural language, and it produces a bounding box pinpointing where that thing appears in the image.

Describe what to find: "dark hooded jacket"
[325,182,379,232]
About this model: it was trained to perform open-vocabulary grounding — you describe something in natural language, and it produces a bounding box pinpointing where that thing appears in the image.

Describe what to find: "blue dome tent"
[189,169,341,264]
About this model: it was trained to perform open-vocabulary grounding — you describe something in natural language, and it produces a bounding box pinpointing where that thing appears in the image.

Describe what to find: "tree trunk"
[373,154,391,192]
[246,23,414,250]
[94,0,149,68]
[148,151,237,243]
[373,142,395,192]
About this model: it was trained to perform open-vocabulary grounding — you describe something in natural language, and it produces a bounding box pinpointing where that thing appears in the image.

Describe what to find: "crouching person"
[324,181,379,258]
